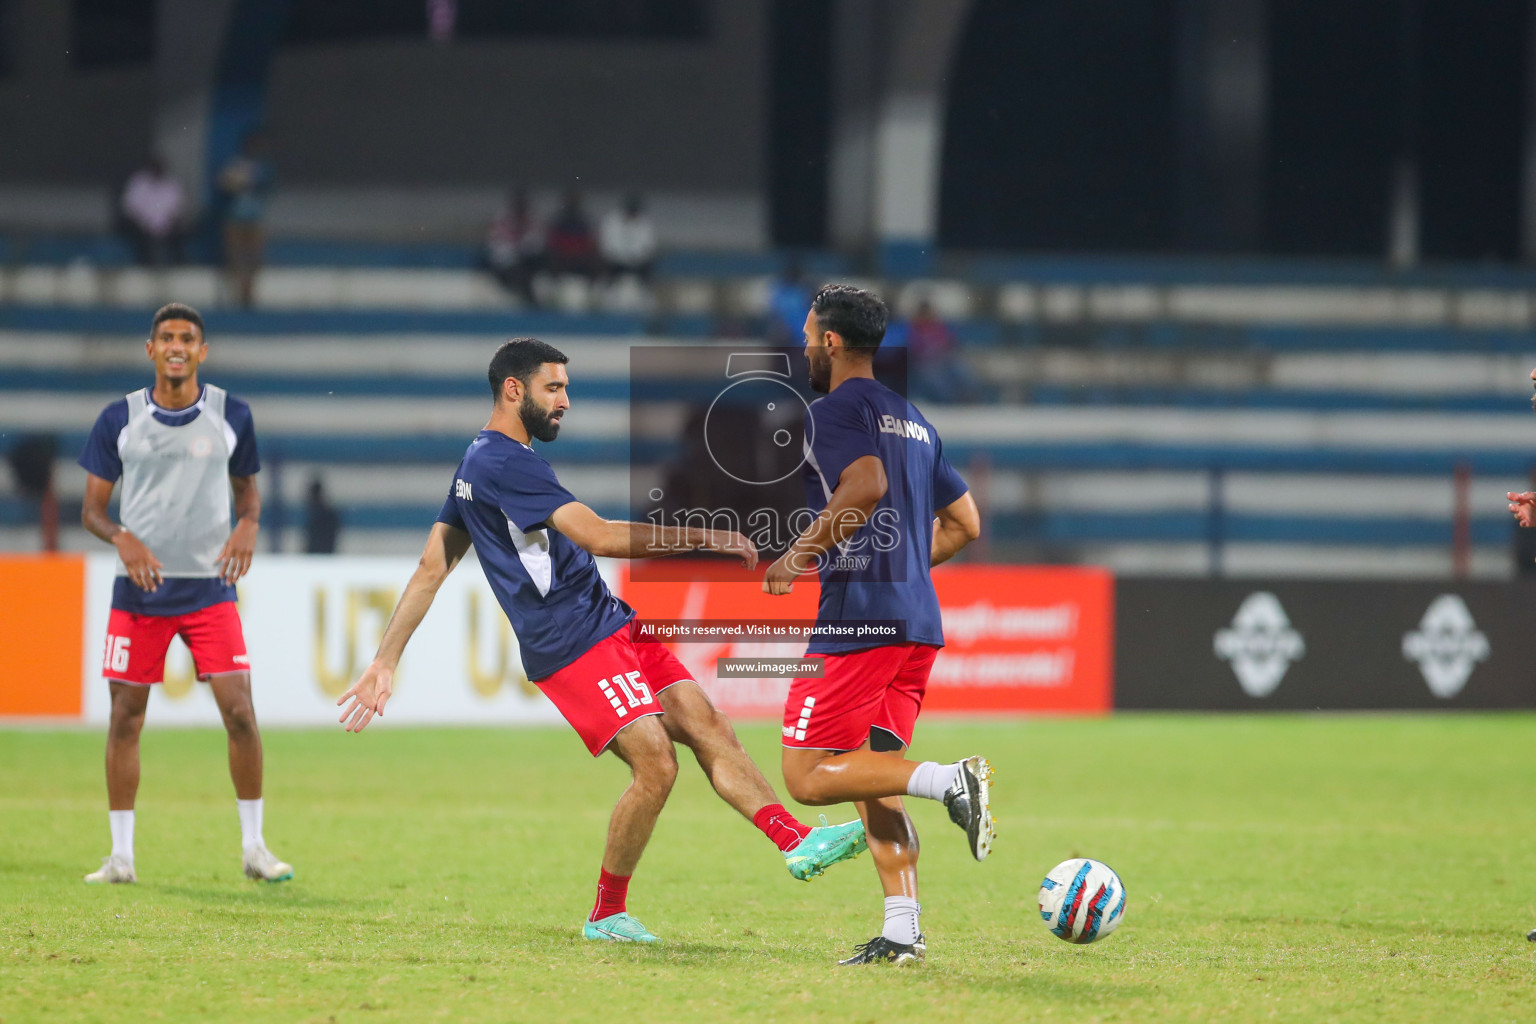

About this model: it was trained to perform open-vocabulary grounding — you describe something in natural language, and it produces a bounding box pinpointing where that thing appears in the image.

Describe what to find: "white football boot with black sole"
[942,755,995,861]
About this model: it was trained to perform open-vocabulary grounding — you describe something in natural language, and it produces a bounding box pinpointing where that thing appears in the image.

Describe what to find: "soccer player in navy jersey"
[77,303,292,885]
[762,284,991,965]
[336,338,867,943]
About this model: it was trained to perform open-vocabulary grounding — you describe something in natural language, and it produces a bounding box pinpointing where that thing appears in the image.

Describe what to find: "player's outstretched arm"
[216,474,261,583]
[82,472,163,592]
[763,455,887,595]
[931,491,981,567]
[547,500,758,567]
[1508,491,1536,528]
[338,523,471,732]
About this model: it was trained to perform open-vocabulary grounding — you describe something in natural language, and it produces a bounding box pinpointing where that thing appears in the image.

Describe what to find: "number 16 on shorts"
[599,670,653,718]
[104,635,132,673]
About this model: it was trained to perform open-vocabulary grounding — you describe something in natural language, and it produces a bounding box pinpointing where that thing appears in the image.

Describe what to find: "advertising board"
[1116,580,1536,709]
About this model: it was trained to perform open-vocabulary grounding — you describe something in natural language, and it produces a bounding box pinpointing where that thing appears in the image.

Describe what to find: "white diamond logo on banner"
[1401,595,1488,699]
[1213,592,1306,698]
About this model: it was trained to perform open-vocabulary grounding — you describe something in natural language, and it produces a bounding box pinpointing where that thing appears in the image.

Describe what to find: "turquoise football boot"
[784,815,868,881]
[583,912,659,943]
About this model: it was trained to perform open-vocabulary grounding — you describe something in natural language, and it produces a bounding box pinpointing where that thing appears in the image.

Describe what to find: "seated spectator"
[600,192,659,281]
[217,130,275,308]
[484,185,545,305]
[906,299,985,403]
[544,188,601,279]
[119,157,186,267]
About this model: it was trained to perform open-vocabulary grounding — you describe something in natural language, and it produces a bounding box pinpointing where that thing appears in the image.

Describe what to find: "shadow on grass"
[154,882,367,910]
[514,923,1156,1001]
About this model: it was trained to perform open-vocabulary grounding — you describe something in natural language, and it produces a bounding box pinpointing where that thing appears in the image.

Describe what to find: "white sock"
[237,798,264,850]
[906,761,962,802]
[882,896,921,945]
[109,810,135,861]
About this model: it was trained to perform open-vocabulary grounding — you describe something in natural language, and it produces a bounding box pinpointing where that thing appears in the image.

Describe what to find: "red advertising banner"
[925,566,1114,715]
[618,568,821,719]
[617,564,1114,718]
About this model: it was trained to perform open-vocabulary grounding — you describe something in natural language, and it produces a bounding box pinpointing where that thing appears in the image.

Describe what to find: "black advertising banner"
[1115,580,1536,709]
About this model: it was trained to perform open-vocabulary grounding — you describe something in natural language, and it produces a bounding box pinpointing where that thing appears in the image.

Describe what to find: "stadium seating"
[2,243,1533,576]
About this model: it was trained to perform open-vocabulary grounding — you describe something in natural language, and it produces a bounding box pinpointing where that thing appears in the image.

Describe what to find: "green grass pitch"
[3,715,1534,1023]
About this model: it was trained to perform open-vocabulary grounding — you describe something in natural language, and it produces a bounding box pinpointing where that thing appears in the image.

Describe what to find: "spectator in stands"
[484,185,544,306]
[119,157,186,267]
[906,299,984,403]
[544,188,601,279]
[304,476,341,555]
[766,260,810,345]
[599,192,659,282]
[217,131,275,308]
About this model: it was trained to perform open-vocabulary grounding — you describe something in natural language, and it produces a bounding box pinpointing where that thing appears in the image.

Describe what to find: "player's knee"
[673,704,734,752]
[624,719,677,793]
[783,768,828,806]
[108,706,145,742]
[634,744,678,797]
[222,700,258,738]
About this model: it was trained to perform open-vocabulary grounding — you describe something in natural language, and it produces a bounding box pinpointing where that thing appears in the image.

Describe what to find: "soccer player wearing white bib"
[78,303,292,885]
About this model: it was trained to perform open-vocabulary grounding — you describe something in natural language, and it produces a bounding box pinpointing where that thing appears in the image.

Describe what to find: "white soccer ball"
[1037,858,1126,943]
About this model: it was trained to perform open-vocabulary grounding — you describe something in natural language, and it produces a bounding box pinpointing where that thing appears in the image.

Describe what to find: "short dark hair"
[151,302,204,338]
[810,284,887,351]
[488,337,568,399]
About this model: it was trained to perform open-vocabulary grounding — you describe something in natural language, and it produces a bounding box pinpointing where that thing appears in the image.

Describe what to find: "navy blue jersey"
[801,377,967,654]
[438,430,634,680]
[79,386,259,616]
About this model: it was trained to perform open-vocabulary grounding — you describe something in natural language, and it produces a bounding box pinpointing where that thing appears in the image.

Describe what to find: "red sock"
[753,803,814,853]
[590,868,630,922]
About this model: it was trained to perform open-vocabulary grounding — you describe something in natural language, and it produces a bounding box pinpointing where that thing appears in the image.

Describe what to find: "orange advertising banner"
[617,564,1114,718]
[0,554,86,717]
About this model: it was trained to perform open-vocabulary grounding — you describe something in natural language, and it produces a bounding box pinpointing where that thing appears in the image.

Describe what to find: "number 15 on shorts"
[599,670,652,718]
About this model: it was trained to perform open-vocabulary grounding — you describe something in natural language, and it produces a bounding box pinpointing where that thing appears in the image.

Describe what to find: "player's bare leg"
[208,671,261,799]
[585,714,676,942]
[657,681,775,816]
[87,682,150,882]
[657,680,867,879]
[859,794,919,901]
[784,746,995,862]
[783,746,921,804]
[857,738,920,900]
[208,671,291,882]
[833,739,925,965]
[602,713,678,874]
[105,681,150,811]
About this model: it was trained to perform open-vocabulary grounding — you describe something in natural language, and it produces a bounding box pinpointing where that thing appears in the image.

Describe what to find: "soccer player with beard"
[78,303,292,885]
[337,338,867,943]
[762,285,992,965]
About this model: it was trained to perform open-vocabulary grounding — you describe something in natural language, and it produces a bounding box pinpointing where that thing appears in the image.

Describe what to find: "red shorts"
[782,644,939,752]
[533,624,695,756]
[102,602,249,685]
